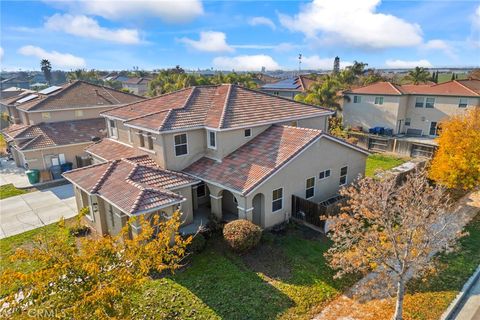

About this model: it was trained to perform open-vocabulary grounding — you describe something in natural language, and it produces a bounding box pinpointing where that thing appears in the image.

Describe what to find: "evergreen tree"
[451,73,456,81]
[333,56,340,74]
[434,71,439,83]
[40,59,52,85]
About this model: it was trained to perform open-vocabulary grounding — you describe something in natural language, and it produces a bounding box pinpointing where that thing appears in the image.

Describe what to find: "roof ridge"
[388,82,404,95]
[158,86,197,131]
[453,80,480,96]
[277,123,323,134]
[218,84,232,129]
[91,160,118,193]
[18,134,43,150]
[62,161,110,176]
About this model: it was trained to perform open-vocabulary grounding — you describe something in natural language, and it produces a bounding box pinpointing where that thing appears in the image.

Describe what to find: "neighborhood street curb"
[440,264,480,320]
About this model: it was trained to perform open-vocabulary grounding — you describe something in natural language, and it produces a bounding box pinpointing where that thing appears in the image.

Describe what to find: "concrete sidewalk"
[0,184,77,238]
[0,158,32,188]
[451,271,480,320]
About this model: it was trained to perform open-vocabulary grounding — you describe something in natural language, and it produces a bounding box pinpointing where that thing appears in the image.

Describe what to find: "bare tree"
[326,169,466,320]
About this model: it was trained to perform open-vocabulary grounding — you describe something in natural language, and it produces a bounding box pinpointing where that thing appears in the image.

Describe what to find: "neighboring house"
[121,77,151,95]
[1,81,144,171]
[261,75,316,99]
[0,77,31,90]
[63,84,369,237]
[343,80,480,136]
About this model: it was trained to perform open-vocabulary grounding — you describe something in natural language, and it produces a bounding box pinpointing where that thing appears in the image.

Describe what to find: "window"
[405,118,411,126]
[174,134,188,156]
[273,91,279,96]
[109,204,115,227]
[41,112,51,119]
[146,133,154,150]
[196,182,206,198]
[429,121,439,136]
[75,110,84,117]
[244,128,252,137]
[290,121,298,127]
[353,95,361,103]
[319,169,331,180]
[425,97,435,108]
[374,97,384,105]
[305,177,315,199]
[208,130,216,149]
[459,98,468,108]
[339,166,348,186]
[127,129,132,143]
[139,131,145,148]
[415,97,424,108]
[272,188,283,212]
[108,119,117,138]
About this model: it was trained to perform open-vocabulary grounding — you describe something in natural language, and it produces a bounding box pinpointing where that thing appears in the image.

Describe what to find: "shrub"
[69,207,91,237]
[346,137,359,145]
[223,220,262,253]
[188,233,206,253]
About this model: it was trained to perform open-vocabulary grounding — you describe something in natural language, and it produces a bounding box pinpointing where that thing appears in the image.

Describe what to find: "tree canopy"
[429,108,480,190]
[40,59,52,85]
[405,67,431,84]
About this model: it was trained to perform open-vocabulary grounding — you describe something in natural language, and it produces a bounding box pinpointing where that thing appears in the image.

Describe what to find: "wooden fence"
[291,195,346,230]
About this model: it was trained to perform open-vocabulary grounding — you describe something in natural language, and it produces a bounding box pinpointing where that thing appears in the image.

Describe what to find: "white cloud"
[0,47,3,61]
[179,31,234,52]
[18,45,86,69]
[385,59,432,68]
[248,16,276,30]
[45,0,203,23]
[301,55,352,70]
[213,55,280,71]
[279,0,423,49]
[422,39,457,59]
[45,14,140,44]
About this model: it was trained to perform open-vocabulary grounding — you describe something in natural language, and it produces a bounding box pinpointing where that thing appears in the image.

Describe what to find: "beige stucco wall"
[27,106,111,124]
[244,137,367,228]
[162,129,206,171]
[404,96,479,135]
[21,142,92,170]
[343,94,402,133]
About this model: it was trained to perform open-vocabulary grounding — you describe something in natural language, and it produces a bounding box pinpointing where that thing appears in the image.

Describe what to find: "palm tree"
[406,67,431,84]
[40,59,52,85]
[294,75,342,111]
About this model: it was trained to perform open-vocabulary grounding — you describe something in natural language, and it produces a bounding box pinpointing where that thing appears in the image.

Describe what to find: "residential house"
[1,80,144,171]
[63,84,369,236]
[121,77,151,96]
[260,75,315,99]
[343,80,480,136]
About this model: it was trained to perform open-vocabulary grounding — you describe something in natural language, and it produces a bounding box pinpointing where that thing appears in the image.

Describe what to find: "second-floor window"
[425,97,435,108]
[244,128,252,137]
[319,169,331,180]
[339,166,348,186]
[459,98,468,108]
[208,130,216,149]
[374,97,384,105]
[108,120,117,138]
[174,133,188,156]
[305,177,315,199]
[139,131,145,148]
[415,97,425,108]
[146,133,154,150]
[353,95,361,103]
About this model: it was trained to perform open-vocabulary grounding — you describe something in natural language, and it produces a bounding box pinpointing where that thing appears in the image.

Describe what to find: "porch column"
[237,206,253,221]
[210,194,222,219]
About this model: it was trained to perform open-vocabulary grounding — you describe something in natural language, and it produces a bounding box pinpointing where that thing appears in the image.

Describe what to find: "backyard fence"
[291,195,346,231]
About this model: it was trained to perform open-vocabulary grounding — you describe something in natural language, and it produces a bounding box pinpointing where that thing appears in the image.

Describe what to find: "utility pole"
[298,53,302,75]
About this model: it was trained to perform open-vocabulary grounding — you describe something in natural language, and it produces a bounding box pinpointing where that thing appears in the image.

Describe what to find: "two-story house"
[343,79,480,136]
[260,75,315,99]
[63,84,369,236]
[1,80,144,171]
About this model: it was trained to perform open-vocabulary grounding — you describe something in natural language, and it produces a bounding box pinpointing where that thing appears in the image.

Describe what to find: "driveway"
[0,184,77,238]
[0,158,32,188]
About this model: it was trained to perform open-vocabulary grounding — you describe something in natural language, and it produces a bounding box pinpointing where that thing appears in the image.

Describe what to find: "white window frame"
[108,119,118,138]
[146,133,154,150]
[415,97,425,108]
[207,130,216,149]
[458,98,468,108]
[272,188,283,213]
[339,166,348,186]
[425,97,435,108]
[244,128,252,137]
[174,133,188,157]
[319,169,331,180]
[41,112,51,119]
[353,95,361,103]
[374,96,384,105]
[305,177,315,199]
[127,129,132,143]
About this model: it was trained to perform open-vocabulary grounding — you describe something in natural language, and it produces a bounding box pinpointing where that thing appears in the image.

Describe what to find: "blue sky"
[1,0,479,71]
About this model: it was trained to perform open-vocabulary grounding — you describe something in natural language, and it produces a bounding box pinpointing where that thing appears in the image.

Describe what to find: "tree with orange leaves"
[429,108,480,190]
[0,212,191,319]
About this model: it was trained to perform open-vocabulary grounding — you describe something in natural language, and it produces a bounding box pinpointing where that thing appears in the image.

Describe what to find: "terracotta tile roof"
[6,118,107,150]
[347,80,480,97]
[183,125,323,195]
[0,90,34,106]
[63,157,198,215]
[15,80,144,112]
[86,138,147,161]
[115,84,332,132]
[1,124,30,141]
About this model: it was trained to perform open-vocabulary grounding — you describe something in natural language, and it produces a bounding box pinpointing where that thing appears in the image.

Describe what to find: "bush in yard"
[223,220,262,253]
[188,233,206,253]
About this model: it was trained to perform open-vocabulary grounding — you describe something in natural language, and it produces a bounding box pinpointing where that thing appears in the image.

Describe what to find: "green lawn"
[437,72,468,83]
[0,184,30,200]
[365,154,408,177]
[1,224,354,320]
